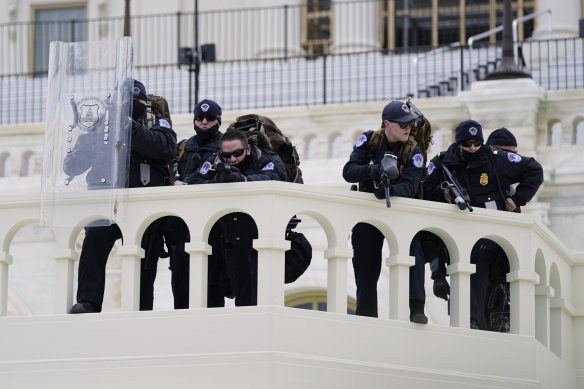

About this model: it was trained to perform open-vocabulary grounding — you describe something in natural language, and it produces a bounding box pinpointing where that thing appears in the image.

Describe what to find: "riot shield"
[40,37,133,228]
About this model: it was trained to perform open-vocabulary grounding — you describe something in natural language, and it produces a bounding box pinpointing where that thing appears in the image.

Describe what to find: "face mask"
[460,148,480,162]
[132,101,147,120]
[194,123,220,143]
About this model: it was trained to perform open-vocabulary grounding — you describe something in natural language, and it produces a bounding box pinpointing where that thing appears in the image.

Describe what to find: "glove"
[367,164,382,181]
[433,277,450,301]
[221,171,246,182]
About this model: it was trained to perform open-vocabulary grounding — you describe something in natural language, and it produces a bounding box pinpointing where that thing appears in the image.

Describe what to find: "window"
[549,121,562,146]
[575,121,584,145]
[0,153,11,177]
[301,0,333,56]
[33,6,87,75]
[286,290,356,314]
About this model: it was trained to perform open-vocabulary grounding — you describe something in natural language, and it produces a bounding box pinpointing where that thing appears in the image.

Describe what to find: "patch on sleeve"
[412,153,424,168]
[355,134,367,148]
[261,162,275,171]
[158,118,171,128]
[427,161,436,175]
[507,152,522,163]
[199,161,212,175]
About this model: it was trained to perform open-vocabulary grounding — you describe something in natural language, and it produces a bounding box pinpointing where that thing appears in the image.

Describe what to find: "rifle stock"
[441,164,473,212]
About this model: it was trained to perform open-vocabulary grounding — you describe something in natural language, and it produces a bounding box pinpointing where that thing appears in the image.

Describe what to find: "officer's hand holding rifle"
[214,160,246,183]
[378,152,400,208]
[440,164,473,211]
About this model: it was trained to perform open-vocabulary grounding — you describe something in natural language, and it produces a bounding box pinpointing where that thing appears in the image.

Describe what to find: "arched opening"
[286,289,356,314]
[574,119,584,145]
[20,150,35,177]
[0,152,10,177]
[329,131,344,159]
[549,263,562,357]
[304,133,318,160]
[548,120,562,146]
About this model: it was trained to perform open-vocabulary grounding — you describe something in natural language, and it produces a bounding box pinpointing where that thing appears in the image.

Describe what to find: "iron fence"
[0,37,582,125]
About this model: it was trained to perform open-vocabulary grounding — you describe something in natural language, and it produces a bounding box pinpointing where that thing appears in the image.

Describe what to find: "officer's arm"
[509,156,544,206]
[422,157,447,203]
[131,118,177,161]
[390,151,423,198]
[63,133,95,176]
[342,133,372,183]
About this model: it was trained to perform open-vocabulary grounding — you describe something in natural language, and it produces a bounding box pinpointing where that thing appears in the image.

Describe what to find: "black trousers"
[76,223,123,308]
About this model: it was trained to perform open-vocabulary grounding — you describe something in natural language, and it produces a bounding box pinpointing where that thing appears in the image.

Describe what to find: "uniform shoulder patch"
[412,153,424,168]
[199,161,212,175]
[261,162,275,171]
[507,152,522,163]
[355,134,368,148]
[427,161,436,175]
[158,118,171,128]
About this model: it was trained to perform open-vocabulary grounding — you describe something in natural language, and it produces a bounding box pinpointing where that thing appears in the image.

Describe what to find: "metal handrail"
[512,9,552,64]
[467,9,552,85]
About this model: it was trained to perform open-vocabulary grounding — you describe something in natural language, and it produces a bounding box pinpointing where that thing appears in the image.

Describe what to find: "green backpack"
[226,114,303,183]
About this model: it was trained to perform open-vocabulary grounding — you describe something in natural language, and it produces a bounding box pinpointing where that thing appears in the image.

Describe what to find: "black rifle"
[440,164,473,211]
[380,153,400,208]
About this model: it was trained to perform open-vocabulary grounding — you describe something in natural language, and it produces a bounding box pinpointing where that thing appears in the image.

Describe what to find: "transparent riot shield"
[40,37,133,228]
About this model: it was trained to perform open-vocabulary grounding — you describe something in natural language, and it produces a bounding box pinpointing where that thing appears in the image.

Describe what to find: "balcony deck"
[0,181,581,388]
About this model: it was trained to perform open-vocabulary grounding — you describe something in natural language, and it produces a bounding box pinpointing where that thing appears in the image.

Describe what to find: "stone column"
[324,246,352,313]
[184,241,212,308]
[330,0,380,53]
[117,245,144,311]
[254,238,290,306]
[535,284,553,346]
[387,254,414,321]
[447,262,475,328]
[52,248,78,314]
[0,251,12,317]
[507,269,539,335]
[533,0,581,39]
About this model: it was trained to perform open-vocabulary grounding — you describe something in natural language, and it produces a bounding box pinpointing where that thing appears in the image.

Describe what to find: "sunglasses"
[392,120,414,129]
[194,114,217,122]
[220,147,246,160]
[461,140,483,148]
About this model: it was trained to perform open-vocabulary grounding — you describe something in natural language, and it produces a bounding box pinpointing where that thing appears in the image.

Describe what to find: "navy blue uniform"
[343,130,424,317]
[161,131,224,309]
[213,146,287,306]
[68,115,177,311]
[423,143,543,328]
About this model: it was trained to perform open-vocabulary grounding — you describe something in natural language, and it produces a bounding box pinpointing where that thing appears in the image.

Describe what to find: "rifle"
[440,164,473,212]
[380,153,400,208]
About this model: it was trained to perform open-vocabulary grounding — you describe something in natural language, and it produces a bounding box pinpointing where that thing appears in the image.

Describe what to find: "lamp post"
[123,0,131,37]
[484,0,531,80]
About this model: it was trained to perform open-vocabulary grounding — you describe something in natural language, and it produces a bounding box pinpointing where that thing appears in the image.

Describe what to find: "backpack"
[140,94,176,185]
[367,116,433,196]
[226,114,303,183]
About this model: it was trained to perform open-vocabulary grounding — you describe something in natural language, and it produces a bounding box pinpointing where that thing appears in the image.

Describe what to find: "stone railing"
[0,182,580,361]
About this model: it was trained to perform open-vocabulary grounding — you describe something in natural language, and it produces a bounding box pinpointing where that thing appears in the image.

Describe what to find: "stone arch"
[534,249,548,346]
[2,218,39,253]
[549,262,562,357]
[0,151,10,177]
[547,119,562,146]
[328,131,344,159]
[353,217,399,256]
[304,133,318,160]
[20,150,35,177]
[573,117,584,145]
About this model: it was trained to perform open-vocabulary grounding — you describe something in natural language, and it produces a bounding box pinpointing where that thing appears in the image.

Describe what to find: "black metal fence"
[1,37,583,125]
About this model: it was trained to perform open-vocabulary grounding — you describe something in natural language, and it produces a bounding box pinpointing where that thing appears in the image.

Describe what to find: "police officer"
[209,129,287,306]
[68,80,177,314]
[343,101,425,318]
[422,120,543,328]
[486,127,517,153]
[165,99,225,309]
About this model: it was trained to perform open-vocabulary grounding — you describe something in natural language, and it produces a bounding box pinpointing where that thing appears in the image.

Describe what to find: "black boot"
[409,299,428,324]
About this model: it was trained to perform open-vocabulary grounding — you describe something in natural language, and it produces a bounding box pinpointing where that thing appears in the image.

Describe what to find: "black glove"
[221,171,246,182]
[433,277,450,301]
[131,118,143,130]
[367,164,382,181]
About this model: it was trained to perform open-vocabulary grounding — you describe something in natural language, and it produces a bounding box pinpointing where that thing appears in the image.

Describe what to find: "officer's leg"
[409,233,428,324]
[139,256,158,311]
[207,223,226,308]
[470,241,490,329]
[169,242,190,309]
[351,223,384,318]
[74,223,122,312]
[223,213,257,307]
